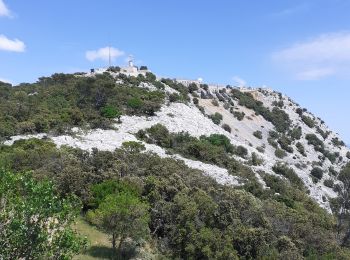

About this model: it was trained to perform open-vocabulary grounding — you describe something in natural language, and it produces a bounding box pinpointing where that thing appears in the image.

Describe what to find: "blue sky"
[1,0,350,143]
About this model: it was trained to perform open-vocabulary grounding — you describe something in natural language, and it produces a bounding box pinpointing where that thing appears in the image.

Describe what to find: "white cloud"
[0,0,11,17]
[272,32,350,80]
[296,68,335,80]
[0,34,25,52]
[232,76,246,87]
[86,47,125,62]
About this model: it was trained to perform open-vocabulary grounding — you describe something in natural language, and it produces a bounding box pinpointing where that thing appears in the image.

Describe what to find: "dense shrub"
[210,112,223,125]
[302,115,316,128]
[253,130,263,139]
[272,163,304,189]
[222,124,231,133]
[306,134,325,153]
[296,142,306,156]
[233,111,245,121]
[188,83,199,93]
[193,97,199,105]
[1,138,349,259]
[290,127,302,140]
[275,148,287,159]
[311,167,323,181]
[278,136,293,153]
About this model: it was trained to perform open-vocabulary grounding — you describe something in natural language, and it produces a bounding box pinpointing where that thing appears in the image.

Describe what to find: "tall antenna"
[108,45,111,67]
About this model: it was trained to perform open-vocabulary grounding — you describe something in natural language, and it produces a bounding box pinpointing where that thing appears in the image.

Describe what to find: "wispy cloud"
[0,34,25,52]
[272,32,350,80]
[0,0,11,17]
[232,76,246,87]
[86,47,125,62]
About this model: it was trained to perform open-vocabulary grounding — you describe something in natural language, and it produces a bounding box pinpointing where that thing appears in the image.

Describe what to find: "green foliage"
[121,141,146,154]
[253,130,263,139]
[101,105,121,119]
[272,163,304,189]
[127,97,143,110]
[222,123,231,133]
[306,134,325,153]
[332,137,345,147]
[275,148,287,159]
[302,115,316,128]
[188,83,199,93]
[210,112,223,125]
[193,97,199,105]
[278,136,294,153]
[296,142,306,156]
[311,167,323,182]
[233,111,245,121]
[0,73,165,137]
[290,127,302,140]
[0,169,86,259]
[87,181,150,251]
[231,90,291,132]
[0,139,347,259]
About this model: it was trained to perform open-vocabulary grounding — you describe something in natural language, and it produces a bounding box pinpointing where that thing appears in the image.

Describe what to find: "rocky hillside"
[3,70,349,211]
[2,69,350,258]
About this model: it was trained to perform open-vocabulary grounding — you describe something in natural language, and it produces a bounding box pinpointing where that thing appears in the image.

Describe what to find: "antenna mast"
[108,46,111,67]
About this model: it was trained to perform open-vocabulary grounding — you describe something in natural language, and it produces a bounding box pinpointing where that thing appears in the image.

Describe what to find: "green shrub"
[193,97,199,105]
[290,127,302,140]
[272,163,304,189]
[169,93,181,102]
[101,105,121,119]
[278,136,293,153]
[210,112,223,125]
[311,167,323,181]
[188,83,198,93]
[127,97,143,109]
[275,148,287,158]
[306,134,325,153]
[233,111,245,121]
[222,124,231,133]
[323,179,334,188]
[302,115,316,128]
[235,145,248,158]
[253,130,263,139]
[211,99,219,106]
[296,142,306,156]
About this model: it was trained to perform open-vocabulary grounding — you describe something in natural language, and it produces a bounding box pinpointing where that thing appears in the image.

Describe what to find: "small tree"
[87,192,150,252]
[101,105,122,123]
[0,170,86,259]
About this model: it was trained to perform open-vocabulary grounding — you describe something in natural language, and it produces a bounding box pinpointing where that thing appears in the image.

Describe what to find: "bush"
[290,127,302,140]
[311,167,323,181]
[210,112,223,125]
[193,97,199,105]
[302,115,316,128]
[101,105,121,119]
[296,142,306,156]
[323,179,334,188]
[253,130,263,139]
[127,97,143,110]
[306,134,325,153]
[211,99,219,106]
[233,111,245,121]
[188,83,198,93]
[235,145,248,158]
[275,148,287,158]
[169,93,181,103]
[272,163,304,189]
[222,124,231,133]
[278,136,293,153]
